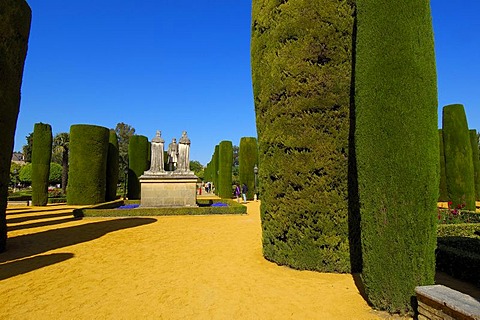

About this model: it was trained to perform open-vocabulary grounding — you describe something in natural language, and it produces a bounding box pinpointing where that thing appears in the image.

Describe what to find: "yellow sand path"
[1,202,393,319]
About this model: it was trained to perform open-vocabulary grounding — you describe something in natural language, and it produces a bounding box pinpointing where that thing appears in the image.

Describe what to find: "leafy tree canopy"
[22,132,33,162]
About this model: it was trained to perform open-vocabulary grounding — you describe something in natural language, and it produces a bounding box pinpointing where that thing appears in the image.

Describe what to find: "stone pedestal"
[140,172,198,207]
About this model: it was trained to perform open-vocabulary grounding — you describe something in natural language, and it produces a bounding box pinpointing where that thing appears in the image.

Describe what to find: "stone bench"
[415,285,480,320]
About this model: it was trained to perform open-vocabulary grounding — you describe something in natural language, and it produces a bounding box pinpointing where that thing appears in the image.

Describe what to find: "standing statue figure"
[167,138,178,171]
[177,131,191,172]
[147,130,165,173]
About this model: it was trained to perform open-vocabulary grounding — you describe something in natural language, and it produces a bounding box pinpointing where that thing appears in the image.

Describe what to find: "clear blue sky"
[14,1,480,165]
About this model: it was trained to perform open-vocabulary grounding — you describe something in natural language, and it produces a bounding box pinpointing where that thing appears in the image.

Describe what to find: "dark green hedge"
[67,124,109,205]
[470,130,480,201]
[436,236,480,287]
[106,130,119,201]
[437,223,480,238]
[0,0,31,252]
[73,199,246,217]
[443,104,475,210]
[251,0,354,273]
[439,130,449,201]
[355,1,438,313]
[239,137,258,200]
[127,135,149,199]
[213,145,219,194]
[217,141,233,198]
[31,123,52,206]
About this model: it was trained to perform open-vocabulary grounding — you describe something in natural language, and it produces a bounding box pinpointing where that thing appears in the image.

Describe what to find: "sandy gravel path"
[1,201,392,319]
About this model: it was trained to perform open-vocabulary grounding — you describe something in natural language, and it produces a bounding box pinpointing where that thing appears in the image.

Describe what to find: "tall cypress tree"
[0,0,31,252]
[239,137,258,200]
[469,129,480,201]
[355,0,438,313]
[251,0,354,272]
[127,135,149,199]
[67,125,110,205]
[106,130,119,201]
[217,141,233,198]
[439,129,448,201]
[443,104,475,210]
[213,145,219,194]
[31,123,53,206]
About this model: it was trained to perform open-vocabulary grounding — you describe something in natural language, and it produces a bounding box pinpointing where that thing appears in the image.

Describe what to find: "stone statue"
[177,131,191,172]
[147,130,165,173]
[167,138,178,171]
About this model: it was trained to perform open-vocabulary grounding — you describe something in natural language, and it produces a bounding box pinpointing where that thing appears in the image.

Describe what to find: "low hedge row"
[436,237,480,287]
[437,223,480,237]
[73,199,246,218]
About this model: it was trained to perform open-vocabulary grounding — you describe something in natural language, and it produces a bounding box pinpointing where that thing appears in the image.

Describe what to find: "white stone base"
[139,172,198,207]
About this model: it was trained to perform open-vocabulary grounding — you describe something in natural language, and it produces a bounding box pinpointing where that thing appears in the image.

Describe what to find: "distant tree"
[22,132,33,162]
[52,132,69,194]
[9,162,23,187]
[232,145,239,166]
[49,162,62,184]
[114,122,135,181]
[19,163,32,184]
[190,160,204,176]
[232,145,240,184]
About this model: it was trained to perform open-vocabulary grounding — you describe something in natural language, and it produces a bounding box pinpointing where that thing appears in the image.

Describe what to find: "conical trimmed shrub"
[439,129,448,201]
[31,123,52,206]
[0,0,31,252]
[470,129,480,201]
[239,137,258,200]
[67,124,110,205]
[251,0,354,272]
[106,130,119,201]
[127,135,149,199]
[355,0,438,313]
[443,104,475,210]
[217,141,233,198]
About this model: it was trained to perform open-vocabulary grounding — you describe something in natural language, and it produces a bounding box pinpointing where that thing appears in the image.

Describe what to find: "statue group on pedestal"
[146,130,191,174]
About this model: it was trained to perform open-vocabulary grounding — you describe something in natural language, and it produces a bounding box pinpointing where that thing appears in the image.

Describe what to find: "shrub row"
[127,135,149,199]
[437,223,480,238]
[217,141,233,198]
[73,199,246,217]
[470,129,480,201]
[436,237,480,287]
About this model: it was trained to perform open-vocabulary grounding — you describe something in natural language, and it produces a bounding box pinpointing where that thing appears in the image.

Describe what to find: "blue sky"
[14,1,479,165]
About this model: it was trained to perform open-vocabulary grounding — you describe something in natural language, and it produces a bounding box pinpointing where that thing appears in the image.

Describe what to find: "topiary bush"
[355,0,438,313]
[67,124,110,205]
[213,145,219,194]
[0,0,31,252]
[470,129,480,201]
[239,137,258,200]
[439,129,449,201]
[31,123,52,206]
[217,141,233,198]
[127,135,149,199]
[251,0,354,272]
[443,104,475,210]
[106,130,119,201]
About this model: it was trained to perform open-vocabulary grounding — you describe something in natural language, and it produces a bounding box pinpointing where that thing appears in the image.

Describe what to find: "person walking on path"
[234,184,241,203]
[241,183,248,203]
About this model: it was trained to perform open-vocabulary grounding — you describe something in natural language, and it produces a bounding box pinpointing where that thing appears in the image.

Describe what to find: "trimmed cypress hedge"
[213,145,219,194]
[106,130,119,201]
[470,130,480,201]
[439,129,449,201]
[443,104,475,210]
[355,1,438,313]
[0,0,31,252]
[31,123,52,206]
[217,141,233,198]
[127,135,149,199]
[67,124,110,205]
[239,137,258,200]
[251,0,354,272]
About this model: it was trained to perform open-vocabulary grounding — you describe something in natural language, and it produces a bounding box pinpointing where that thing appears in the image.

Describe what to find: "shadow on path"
[7,217,79,232]
[0,253,74,281]
[7,212,73,223]
[0,218,157,263]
